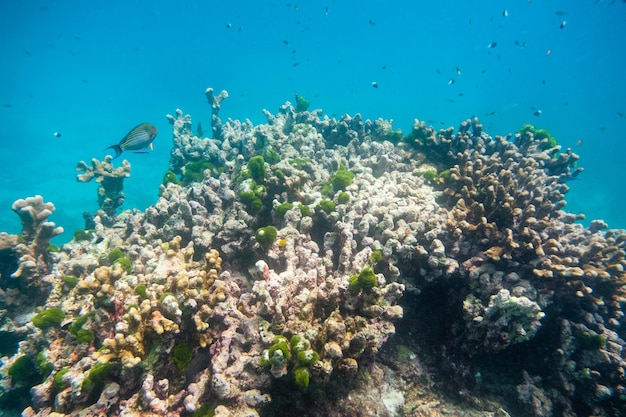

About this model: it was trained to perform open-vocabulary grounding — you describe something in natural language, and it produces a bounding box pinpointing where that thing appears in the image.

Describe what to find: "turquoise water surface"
[1,0,625,240]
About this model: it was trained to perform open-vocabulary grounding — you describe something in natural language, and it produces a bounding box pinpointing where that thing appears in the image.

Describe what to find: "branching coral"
[205,88,229,139]
[76,156,131,219]
[7,196,64,282]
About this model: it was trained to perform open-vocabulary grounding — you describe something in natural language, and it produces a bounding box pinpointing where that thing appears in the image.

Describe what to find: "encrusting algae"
[0,88,624,417]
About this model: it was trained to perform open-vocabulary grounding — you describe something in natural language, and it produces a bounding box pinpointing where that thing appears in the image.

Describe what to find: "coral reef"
[1,88,625,417]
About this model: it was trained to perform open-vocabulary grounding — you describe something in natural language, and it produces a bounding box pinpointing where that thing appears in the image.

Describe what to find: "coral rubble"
[1,89,625,417]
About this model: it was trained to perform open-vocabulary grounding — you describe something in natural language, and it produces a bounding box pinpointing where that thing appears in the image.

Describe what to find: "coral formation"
[1,87,625,417]
[75,156,131,221]
[205,87,229,139]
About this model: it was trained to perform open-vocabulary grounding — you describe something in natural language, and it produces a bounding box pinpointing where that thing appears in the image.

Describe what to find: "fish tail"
[106,145,123,159]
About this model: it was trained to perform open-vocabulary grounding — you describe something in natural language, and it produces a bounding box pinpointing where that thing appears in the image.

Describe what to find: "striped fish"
[106,123,158,159]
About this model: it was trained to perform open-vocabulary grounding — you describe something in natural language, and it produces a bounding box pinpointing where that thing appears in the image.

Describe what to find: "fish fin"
[105,145,123,159]
[132,151,149,154]
[149,143,154,151]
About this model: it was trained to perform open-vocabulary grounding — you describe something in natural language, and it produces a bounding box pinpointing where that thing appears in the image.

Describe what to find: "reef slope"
[0,91,624,417]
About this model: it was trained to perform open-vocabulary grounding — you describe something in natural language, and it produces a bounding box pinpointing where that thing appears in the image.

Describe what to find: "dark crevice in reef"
[259,371,359,417]
[396,279,466,367]
[0,247,19,288]
[0,330,22,356]
[310,213,337,266]
[396,277,618,417]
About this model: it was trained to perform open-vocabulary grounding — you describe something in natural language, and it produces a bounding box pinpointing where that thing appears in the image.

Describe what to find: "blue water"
[1,0,625,242]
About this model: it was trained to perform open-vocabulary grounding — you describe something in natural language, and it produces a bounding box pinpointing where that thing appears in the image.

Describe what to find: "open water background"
[1,0,625,242]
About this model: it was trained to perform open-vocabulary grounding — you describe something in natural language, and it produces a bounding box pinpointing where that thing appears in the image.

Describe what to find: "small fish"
[106,123,158,159]
[2,103,12,108]
[533,109,542,117]
[325,6,328,16]
[282,40,289,45]
[448,79,455,85]
[618,112,625,118]
[546,49,552,56]
[369,19,375,26]
[577,139,583,146]
[455,66,462,75]
[53,132,62,138]
[555,10,567,16]
[560,21,567,29]
[226,23,232,28]
[503,10,508,17]
[371,81,378,88]
[487,42,498,48]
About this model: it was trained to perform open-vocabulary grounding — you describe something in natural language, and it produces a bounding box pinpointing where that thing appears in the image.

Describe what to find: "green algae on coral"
[255,226,278,246]
[32,307,65,330]
[53,368,70,391]
[263,148,281,164]
[8,355,39,385]
[35,352,53,379]
[75,329,94,344]
[274,202,294,220]
[330,166,355,192]
[349,267,378,292]
[261,334,319,389]
[172,342,193,372]
[69,312,94,336]
[383,128,403,143]
[62,275,78,288]
[82,362,115,391]
[135,284,148,299]
[247,155,266,183]
[269,336,291,359]
[295,94,310,112]
[299,204,312,217]
[46,243,61,253]
[293,366,310,388]
[114,256,133,274]
[318,199,336,214]
[239,179,266,215]
[296,350,319,367]
[191,404,217,417]
[518,123,558,150]
[337,192,350,204]
[73,229,93,242]
[163,170,182,186]
[370,250,383,264]
[422,169,438,182]
[183,160,214,183]
[576,331,607,350]
[108,247,125,263]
